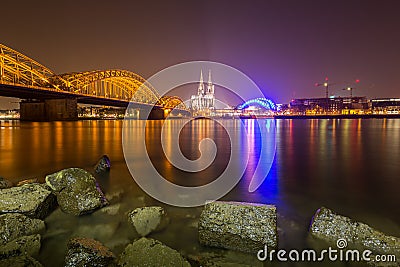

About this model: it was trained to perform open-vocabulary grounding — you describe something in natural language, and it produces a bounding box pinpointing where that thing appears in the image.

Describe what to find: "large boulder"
[0,255,43,267]
[94,155,111,175]
[310,207,400,256]
[198,201,277,253]
[0,183,57,219]
[0,177,13,189]
[118,237,191,267]
[128,206,169,237]
[0,234,41,259]
[45,168,108,216]
[0,214,45,245]
[64,237,116,267]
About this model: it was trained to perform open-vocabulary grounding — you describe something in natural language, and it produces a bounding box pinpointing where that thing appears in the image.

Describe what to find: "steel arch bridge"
[58,70,160,104]
[0,43,187,110]
[156,96,187,109]
[237,97,277,111]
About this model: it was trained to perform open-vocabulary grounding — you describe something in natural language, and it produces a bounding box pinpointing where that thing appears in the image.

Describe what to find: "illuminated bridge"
[237,98,277,111]
[0,43,188,120]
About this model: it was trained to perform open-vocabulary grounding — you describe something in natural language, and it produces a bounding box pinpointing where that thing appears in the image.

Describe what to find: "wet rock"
[94,155,111,175]
[0,214,45,245]
[0,255,43,267]
[128,206,169,237]
[188,220,198,229]
[105,189,124,203]
[198,201,278,253]
[0,183,57,219]
[65,237,116,267]
[0,234,41,259]
[45,168,108,216]
[15,178,39,187]
[0,177,13,189]
[73,222,120,242]
[103,238,131,252]
[97,204,121,216]
[118,237,190,267]
[310,207,400,255]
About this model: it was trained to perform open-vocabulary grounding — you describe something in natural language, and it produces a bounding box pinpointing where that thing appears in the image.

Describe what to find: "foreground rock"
[0,177,13,189]
[0,255,43,267]
[73,221,121,242]
[98,204,121,216]
[15,178,39,187]
[198,201,277,253]
[65,237,116,267]
[0,234,41,259]
[45,168,108,216]
[94,155,111,175]
[310,207,400,255]
[0,183,57,219]
[118,237,190,267]
[0,214,45,245]
[128,206,169,237]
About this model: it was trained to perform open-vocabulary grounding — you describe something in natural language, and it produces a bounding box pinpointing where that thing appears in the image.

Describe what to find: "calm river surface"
[0,118,399,266]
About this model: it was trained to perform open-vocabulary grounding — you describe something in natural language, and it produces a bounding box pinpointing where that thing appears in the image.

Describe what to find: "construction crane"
[342,79,360,98]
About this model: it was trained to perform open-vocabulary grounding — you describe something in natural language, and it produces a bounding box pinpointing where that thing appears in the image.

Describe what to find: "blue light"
[238,98,277,111]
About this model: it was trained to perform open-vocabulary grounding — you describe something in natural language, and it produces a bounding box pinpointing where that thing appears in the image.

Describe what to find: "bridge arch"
[58,70,161,104]
[0,43,64,90]
[237,97,276,111]
[156,96,187,110]
[1,43,189,109]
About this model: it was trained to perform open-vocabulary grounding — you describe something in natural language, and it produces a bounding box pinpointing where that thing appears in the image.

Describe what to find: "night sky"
[1,0,400,109]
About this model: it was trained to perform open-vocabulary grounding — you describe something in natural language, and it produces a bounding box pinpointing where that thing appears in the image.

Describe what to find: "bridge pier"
[146,108,170,120]
[20,98,78,121]
[139,108,191,119]
[137,108,167,120]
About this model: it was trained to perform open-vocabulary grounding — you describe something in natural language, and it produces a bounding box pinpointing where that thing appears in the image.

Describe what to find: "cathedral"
[190,70,215,111]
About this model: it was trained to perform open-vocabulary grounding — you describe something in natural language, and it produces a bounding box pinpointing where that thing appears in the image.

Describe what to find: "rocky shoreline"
[0,156,399,266]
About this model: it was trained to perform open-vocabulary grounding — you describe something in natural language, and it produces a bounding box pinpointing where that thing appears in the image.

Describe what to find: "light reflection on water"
[0,118,399,266]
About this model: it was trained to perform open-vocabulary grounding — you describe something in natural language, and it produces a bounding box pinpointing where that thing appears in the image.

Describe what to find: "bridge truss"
[0,43,187,109]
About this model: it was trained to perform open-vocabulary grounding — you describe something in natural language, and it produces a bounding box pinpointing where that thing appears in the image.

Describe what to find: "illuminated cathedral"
[190,70,215,111]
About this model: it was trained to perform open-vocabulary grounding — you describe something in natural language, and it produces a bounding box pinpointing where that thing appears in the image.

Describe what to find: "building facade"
[289,97,369,114]
[371,98,400,114]
[190,70,215,112]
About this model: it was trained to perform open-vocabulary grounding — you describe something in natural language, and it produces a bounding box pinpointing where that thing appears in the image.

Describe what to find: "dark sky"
[1,0,400,109]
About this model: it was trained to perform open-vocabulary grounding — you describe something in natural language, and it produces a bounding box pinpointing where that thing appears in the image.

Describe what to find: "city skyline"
[1,0,400,109]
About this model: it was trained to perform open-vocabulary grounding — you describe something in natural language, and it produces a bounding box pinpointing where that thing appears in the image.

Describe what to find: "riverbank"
[1,163,399,266]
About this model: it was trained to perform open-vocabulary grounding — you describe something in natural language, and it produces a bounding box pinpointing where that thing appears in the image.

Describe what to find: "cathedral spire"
[191,69,215,111]
[207,69,214,95]
[198,70,204,95]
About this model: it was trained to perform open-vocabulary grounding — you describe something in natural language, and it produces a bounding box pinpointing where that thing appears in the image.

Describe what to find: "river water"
[0,118,399,266]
